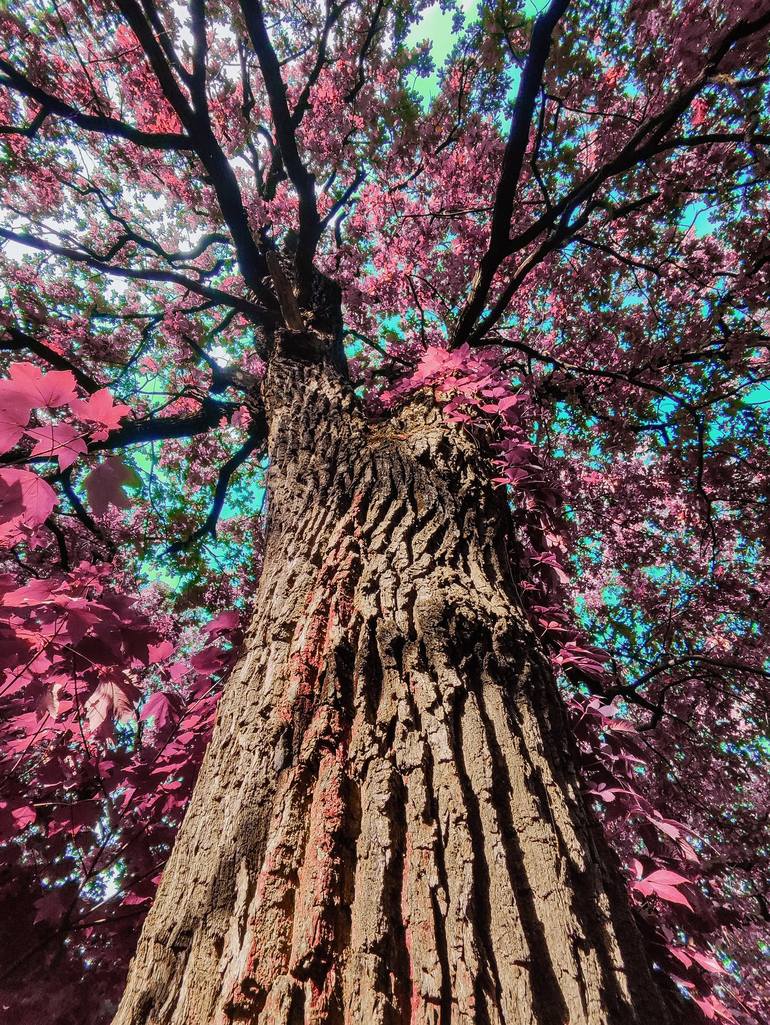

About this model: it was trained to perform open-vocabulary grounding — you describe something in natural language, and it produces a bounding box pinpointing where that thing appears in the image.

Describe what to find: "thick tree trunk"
[113,343,672,1025]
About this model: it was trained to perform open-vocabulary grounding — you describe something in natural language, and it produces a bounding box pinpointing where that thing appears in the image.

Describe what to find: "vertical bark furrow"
[450,690,510,1025]
[113,351,672,1025]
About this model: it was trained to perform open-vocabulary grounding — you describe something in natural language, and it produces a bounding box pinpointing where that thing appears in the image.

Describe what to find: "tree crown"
[0,1,769,1021]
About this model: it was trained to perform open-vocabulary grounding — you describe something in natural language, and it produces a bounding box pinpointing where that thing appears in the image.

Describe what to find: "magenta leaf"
[26,423,88,470]
[0,468,58,539]
[71,388,131,439]
[0,362,77,410]
[633,869,694,910]
[204,610,240,636]
[84,456,140,516]
[0,393,31,455]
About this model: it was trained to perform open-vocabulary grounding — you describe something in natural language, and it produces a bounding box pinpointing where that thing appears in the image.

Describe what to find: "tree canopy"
[0,1,769,1022]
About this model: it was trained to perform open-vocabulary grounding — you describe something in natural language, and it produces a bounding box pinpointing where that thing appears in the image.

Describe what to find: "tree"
[0,0,769,1022]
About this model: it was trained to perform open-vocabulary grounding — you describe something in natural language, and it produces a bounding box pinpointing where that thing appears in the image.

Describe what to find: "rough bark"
[112,338,673,1025]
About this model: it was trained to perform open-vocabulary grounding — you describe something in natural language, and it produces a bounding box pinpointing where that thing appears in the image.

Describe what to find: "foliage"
[0,1,768,1022]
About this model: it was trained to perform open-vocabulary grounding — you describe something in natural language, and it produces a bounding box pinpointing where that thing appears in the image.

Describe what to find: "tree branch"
[0,227,275,328]
[166,430,264,553]
[452,0,570,346]
[457,6,770,347]
[239,0,321,297]
[0,397,243,469]
[0,59,193,150]
[113,0,275,304]
[0,323,103,393]
[344,0,386,104]
[291,2,349,128]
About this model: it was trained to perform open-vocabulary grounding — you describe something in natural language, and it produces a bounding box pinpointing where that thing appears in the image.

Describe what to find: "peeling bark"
[112,340,672,1025]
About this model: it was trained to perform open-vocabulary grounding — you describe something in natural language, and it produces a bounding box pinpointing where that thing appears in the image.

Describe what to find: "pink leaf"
[0,468,58,539]
[85,678,137,738]
[204,610,240,635]
[638,881,694,909]
[140,691,176,730]
[11,805,36,831]
[689,950,725,975]
[496,394,521,411]
[26,423,88,470]
[148,640,174,663]
[0,577,61,607]
[694,995,737,1023]
[84,456,139,516]
[71,388,131,438]
[0,393,30,454]
[0,362,77,410]
[191,647,227,673]
[644,869,692,886]
[633,870,694,909]
[668,946,693,969]
[33,888,72,926]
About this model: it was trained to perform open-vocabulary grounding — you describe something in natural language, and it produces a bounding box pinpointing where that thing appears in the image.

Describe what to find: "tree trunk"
[112,341,672,1025]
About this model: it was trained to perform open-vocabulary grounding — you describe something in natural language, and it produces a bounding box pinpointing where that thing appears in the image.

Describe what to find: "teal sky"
[406,1,548,103]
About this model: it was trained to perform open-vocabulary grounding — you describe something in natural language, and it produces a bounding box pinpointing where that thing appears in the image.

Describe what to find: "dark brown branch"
[99,399,236,453]
[0,398,241,471]
[623,654,770,695]
[452,0,570,346]
[266,252,305,330]
[138,0,193,86]
[1,323,102,393]
[239,0,321,295]
[516,15,770,251]
[0,228,274,327]
[320,169,366,228]
[458,7,770,347]
[72,180,232,267]
[0,105,48,139]
[291,2,349,128]
[344,0,386,104]
[113,0,275,303]
[188,0,209,116]
[58,467,108,543]
[112,0,196,128]
[571,234,662,276]
[484,327,700,413]
[658,131,770,150]
[0,59,193,150]
[467,193,659,343]
[44,517,70,570]
[166,430,264,553]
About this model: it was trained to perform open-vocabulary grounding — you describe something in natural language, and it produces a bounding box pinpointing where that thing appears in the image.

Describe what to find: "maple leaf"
[0,468,58,540]
[0,474,25,525]
[689,950,726,975]
[84,456,140,516]
[204,610,240,636]
[26,423,88,470]
[0,362,77,411]
[148,640,174,662]
[0,577,62,607]
[140,691,177,731]
[33,886,74,926]
[11,805,36,831]
[85,678,137,739]
[0,392,30,455]
[694,994,738,1023]
[633,869,694,910]
[190,646,228,673]
[71,388,131,440]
